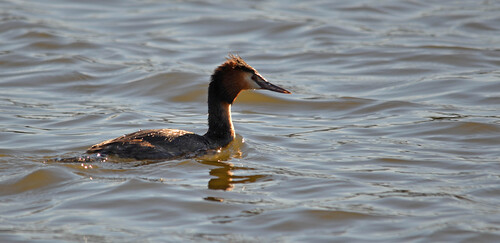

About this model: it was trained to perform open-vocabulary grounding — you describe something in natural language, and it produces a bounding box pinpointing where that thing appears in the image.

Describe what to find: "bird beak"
[252,73,291,94]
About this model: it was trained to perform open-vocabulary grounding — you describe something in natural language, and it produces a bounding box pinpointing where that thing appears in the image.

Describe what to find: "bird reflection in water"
[198,135,266,191]
[199,160,266,191]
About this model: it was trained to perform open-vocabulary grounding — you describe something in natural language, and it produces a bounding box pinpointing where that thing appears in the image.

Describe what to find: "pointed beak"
[252,74,291,94]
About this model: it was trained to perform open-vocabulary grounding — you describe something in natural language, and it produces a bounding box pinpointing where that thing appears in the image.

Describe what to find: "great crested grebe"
[86,54,291,160]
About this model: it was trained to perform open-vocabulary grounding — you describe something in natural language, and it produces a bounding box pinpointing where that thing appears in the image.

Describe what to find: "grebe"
[86,54,291,160]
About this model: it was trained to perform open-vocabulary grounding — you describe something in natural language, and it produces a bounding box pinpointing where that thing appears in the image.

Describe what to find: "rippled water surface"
[1,0,500,242]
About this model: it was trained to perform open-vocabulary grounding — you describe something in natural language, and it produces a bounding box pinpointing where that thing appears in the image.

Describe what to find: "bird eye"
[251,73,267,83]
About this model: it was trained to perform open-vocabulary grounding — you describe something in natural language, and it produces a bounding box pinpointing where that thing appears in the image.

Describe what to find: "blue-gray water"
[1,0,500,242]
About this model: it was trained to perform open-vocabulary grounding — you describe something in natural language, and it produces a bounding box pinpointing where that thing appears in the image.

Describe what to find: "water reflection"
[199,160,266,191]
[197,135,266,191]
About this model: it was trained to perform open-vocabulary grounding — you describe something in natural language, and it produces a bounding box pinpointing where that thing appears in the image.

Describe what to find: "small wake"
[49,153,108,163]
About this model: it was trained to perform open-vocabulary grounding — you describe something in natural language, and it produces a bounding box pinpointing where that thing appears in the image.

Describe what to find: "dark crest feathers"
[212,54,256,75]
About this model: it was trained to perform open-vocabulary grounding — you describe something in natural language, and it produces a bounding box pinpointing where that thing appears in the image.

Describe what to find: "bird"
[86,54,291,160]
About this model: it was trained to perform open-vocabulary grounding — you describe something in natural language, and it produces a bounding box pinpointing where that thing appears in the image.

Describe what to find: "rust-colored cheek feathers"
[221,70,255,99]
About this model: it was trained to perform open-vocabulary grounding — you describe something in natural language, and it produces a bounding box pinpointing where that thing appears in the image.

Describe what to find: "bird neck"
[204,82,236,146]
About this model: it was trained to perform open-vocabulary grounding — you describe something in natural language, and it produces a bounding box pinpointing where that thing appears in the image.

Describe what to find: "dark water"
[1,0,500,242]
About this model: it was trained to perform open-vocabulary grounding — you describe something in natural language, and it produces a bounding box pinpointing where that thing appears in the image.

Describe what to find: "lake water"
[1,0,500,242]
